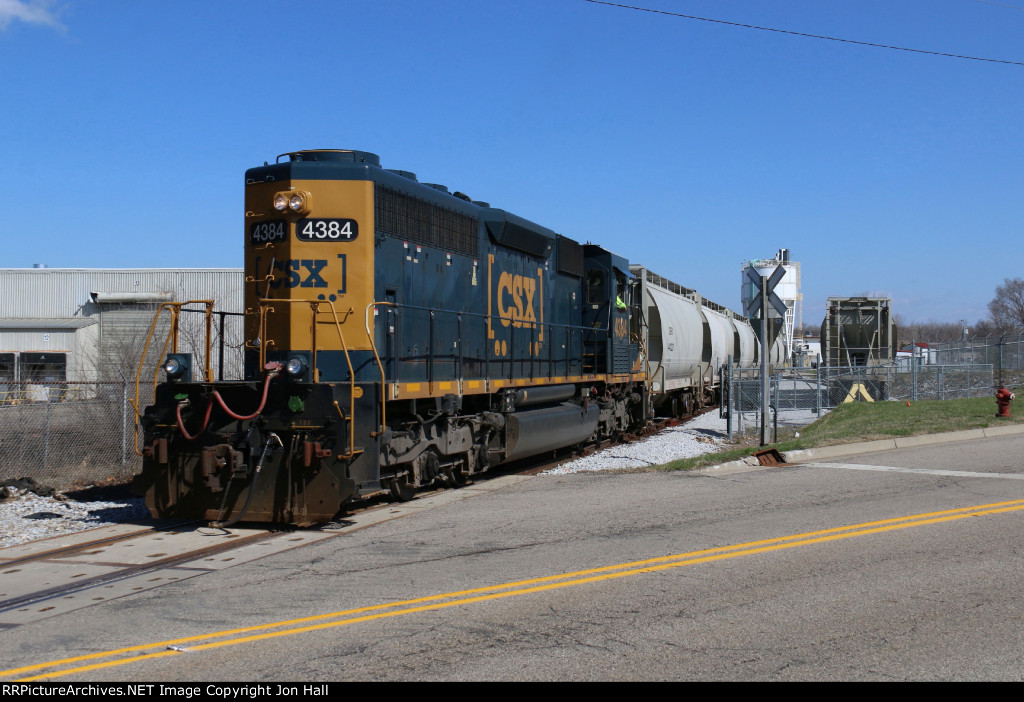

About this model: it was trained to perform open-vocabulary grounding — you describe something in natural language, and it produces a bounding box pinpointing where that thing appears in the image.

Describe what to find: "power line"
[581,0,1024,67]
[969,0,1024,11]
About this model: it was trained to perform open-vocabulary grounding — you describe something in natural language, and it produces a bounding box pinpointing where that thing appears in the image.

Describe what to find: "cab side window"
[586,270,606,304]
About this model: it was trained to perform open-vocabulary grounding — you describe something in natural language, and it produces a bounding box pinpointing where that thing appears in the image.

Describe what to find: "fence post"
[773,368,780,423]
[43,388,52,473]
[720,358,728,420]
[737,379,744,436]
[815,365,821,416]
[997,336,1004,388]
[913,345,921,401]
[122,379,129,466]
[725,357,733,440]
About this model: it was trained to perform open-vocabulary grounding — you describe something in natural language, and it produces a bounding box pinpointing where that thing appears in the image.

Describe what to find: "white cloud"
[0,0,63,31]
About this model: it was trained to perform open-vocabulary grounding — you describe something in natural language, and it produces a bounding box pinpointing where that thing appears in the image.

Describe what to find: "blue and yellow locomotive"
[136,149,649,524]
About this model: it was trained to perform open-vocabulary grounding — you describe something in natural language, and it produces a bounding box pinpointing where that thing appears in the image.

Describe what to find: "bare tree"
[892,314,964,344]
[986,278,1024,334]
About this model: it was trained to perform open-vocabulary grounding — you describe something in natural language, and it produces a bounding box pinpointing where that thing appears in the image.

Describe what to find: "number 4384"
[298,218,358,241]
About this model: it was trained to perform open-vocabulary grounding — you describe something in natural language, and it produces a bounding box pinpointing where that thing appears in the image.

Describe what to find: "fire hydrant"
[996,387,1015,417]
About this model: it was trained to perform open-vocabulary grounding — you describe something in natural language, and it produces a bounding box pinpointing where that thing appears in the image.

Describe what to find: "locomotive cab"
[581,246,639,375]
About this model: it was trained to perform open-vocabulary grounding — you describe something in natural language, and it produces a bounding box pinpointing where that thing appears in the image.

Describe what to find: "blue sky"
[2,1,1021,328]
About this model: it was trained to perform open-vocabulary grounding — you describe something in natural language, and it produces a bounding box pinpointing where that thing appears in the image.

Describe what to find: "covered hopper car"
[820,296,898,367]
[134,149,779,525]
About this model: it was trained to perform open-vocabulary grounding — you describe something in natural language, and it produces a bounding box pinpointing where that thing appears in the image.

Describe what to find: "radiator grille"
[375,187,478,258]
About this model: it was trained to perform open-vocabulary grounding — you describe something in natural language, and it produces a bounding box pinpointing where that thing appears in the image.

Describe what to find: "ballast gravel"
[542,408,826,475]
[0,491,149,550]
[543,411,733,475]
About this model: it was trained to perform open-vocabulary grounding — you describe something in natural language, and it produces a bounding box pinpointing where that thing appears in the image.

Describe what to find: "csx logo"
[253,256,346,293]
[271,259,328,288]
[496,272,538,328]
[614,317,629,340]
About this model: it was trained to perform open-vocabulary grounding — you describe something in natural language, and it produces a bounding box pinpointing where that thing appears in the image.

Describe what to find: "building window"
[19,352,67,382]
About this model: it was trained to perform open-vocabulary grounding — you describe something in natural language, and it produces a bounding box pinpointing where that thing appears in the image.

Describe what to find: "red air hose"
[211,370,275,420]
[175,399,213,441]
[174,363,281,439]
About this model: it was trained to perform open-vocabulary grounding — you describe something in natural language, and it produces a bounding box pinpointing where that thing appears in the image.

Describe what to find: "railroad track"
[0,413,704,627]
[0,520,200,569]
[0,487,463,628]
[0,528,275,610]
[0,521,337,627]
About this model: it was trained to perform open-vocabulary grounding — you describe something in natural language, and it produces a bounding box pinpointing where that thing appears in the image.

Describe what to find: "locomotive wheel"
[445,459,468,487]
[387,472,416,502]
[422,451,440,483]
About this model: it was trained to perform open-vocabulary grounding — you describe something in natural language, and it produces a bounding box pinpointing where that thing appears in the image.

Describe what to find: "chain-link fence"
[0,304,246,491]
[723,363,995,439]
[924,333,1024,387]
[0,381,140,490]
[1,352,1007,487]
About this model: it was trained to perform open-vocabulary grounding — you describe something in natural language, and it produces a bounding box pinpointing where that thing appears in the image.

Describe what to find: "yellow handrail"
[365,301,393,434]
[252,297,361,460]
[320,300,359,460]
[132,300,214,456]
[135,296,383,462]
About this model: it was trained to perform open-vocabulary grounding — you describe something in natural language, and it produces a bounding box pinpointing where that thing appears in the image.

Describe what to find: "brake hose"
[175,399,214,441]
[174,363,281,439]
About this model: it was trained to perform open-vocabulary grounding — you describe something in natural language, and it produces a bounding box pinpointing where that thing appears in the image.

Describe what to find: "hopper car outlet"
[134,149,781,525]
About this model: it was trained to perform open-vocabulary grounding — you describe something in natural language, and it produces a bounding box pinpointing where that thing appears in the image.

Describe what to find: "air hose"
[174,362,282,439]
[175,399,213,441]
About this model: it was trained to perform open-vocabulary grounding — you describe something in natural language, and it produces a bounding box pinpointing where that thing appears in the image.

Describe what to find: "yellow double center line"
[6,497,1024,681]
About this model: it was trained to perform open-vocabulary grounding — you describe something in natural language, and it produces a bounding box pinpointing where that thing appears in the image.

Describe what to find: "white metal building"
[0,268,244,386]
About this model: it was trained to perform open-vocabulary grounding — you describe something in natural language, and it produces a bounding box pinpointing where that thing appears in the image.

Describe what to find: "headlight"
[285,356,307,377]
[272,190,311,215]
[162,354,191,382]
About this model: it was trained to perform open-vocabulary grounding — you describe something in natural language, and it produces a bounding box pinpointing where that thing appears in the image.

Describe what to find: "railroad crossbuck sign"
[743,265,787,319]
[746,264,787,447]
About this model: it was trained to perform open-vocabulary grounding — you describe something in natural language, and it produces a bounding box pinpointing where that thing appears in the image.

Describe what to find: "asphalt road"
[3,432,1024,681]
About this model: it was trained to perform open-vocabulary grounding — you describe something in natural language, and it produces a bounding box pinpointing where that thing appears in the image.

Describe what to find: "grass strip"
[658,386,1024,473]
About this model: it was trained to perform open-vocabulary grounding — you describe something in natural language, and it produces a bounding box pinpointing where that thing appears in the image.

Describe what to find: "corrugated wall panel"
[0,269,246,381]
[0,269,243,317]
[0,328,79,353]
